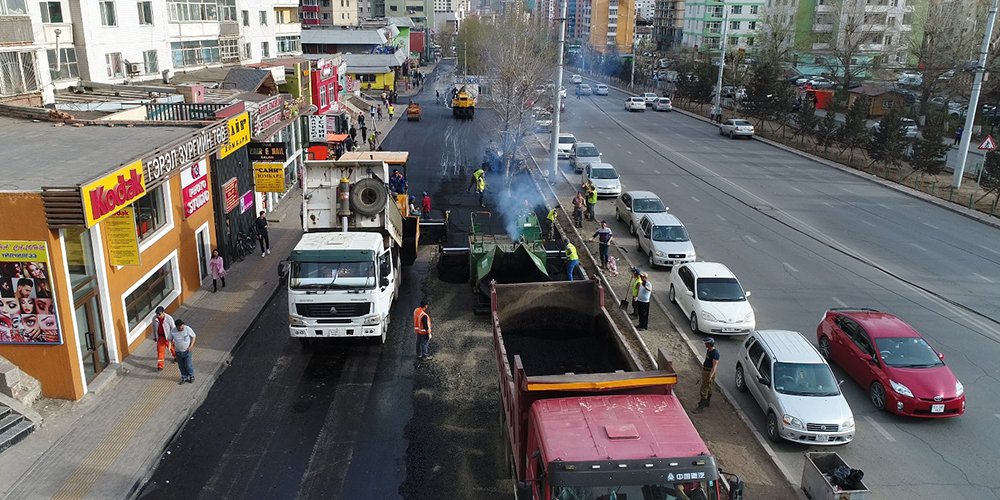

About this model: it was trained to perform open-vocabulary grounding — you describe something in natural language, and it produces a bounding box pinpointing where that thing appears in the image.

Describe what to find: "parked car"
[816,308,965,417]
[534,110,553,132]
[556,133,577,158]
[799,76,835,89]
[582,163,622,197]
[559,86,567,98]
[625,96,646,111]
[570,142,602,173]
[642,92,659,106]
[615,190,668,235]
[736,330,856,445]
[570,74,583,84]
[576,83,593,96]
[719,119,755,139]
[871,118,919,139]
[594,83,609,95]
[668,262,755,335]
[636,213,695,268]
[652,97,673,111]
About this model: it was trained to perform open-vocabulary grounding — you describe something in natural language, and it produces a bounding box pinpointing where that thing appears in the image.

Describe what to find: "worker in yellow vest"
[565,240,580,281]
[546,208,558,240]
[584,182,598,221]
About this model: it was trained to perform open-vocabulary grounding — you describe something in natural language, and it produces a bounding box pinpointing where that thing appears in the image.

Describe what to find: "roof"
[339,151,409,165]
[624,190,659,200]
[341,52,407,72]
[641,212,683,226]
[222,68,271,92]
[0,116,201,192]
[534,394,711,463]
[292,231,383,254]
[753,330,824,364]
[300,28,387,46]
[387,17,414,28]
[849,84,904,97]
[838,310,920,339]
[685,262,735,278]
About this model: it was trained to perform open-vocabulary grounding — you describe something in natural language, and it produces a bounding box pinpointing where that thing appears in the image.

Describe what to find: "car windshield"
[576,146,600,156]
[552,481,718,500]
[658,98,670,103]
[633,198,666,213]
[559,136,576,144]
[590,168,619,179]
[696,278,745,302]
[597,85,607,89]
[875,337,945,368]
[651,225,689,242]
[773,362,840,396]
[731,120,752,126]
[290,261,376,290]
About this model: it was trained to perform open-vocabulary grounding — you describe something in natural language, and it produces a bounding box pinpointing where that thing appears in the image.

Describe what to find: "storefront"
[248,95,304,215]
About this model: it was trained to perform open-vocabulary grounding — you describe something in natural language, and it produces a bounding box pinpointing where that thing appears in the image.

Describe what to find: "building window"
[99,1,117,26]
[319,85,326,106]
[746,37,754,47]
[106,52,123,78]
[219,0,235,21]
[220,38,239,62]
[133,185,167,241]
[241,9,248,25]
[136,1,153,24]
[729,36,738,47]
[730,20,739,30]
[277,36,300,53]
[730,4,741,14]
[167,0,218,22]
[259,10,267,25]
[748,21,756,30]
[261,41,269,58]
[143,49,158,73]
[0,51,38,96]
[243,42,251,59]
[64,226,96,291]
[39,1,63,22]
[0,0,28,15]
[124,259,176,330]
[170,39,220,67]
[750,5,758,14]
[47,47,78,80]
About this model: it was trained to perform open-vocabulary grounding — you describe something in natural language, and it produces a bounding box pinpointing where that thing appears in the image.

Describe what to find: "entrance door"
[75,293,109,382]
[196,225,210,280]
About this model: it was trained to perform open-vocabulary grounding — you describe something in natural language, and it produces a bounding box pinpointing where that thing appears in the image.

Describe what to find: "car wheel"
[629,221,635,235]
[729,131,735,139]
[690,313,699,334]
[735,364,748,393]
[648,253,655,267]
[615,207,621,222]
[669,285,676,304]
[719,128,724,136]
[870,382,887,411]
[818,336,832,360]
[766,412,782,443]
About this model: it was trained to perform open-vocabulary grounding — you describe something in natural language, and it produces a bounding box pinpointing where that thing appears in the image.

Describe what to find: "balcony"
[220,21,239,37]
[276,22,301,35]
[42,23,74,44]
[0,16,33,45]
[272,0,299,5]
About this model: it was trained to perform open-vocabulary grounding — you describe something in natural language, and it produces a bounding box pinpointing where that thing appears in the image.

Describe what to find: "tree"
[794,100,818,146]
[743,59,792,127]
[821,0,888,95]
[815,105,840,153]
[908,116,950,180]
[908,1,984,119]
[866,106,908,171]
[979,151,1000,203]
[838,96,870,162]
[455,18,489,75]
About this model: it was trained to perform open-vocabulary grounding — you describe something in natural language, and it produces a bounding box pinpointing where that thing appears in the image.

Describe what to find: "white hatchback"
[652,97,673,111]
[719,119,755,139]
[556,133,577,158]
[668,262,755,335]
[625,97,646,112]
[636,213,695,268]
[583,163,621,197]
[594,84,609,95]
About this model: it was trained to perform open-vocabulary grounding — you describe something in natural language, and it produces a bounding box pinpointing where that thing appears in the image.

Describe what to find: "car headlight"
[782,414,805,430]
[363,314,381,325]
[955,381,964,396]
[890,380,914,398]
[289,315,306,326]
[700,310,717,322]
[688,251,696,259]
[655,251,665,257]
[744,311,755,322]
[842,417,855,430]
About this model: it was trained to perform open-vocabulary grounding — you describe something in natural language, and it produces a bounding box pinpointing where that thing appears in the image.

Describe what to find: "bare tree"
[455,17,490,75]
[908,1,983,118]
[819,0,887,95]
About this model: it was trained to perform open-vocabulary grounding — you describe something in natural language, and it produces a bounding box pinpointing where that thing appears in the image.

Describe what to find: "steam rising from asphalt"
[493,175,543,242]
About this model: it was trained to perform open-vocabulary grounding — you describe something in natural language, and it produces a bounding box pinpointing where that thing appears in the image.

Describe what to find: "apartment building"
[588,0,636,54]
[653,0,683,50]
[434,0,467,33]
[300,0,357,26]
[791,0,917,73]
[681,0,764,52]
[635,0,653,20]
[0,0,54,105]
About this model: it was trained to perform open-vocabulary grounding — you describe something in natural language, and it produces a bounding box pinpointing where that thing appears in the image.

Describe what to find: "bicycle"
[231,231,258,261]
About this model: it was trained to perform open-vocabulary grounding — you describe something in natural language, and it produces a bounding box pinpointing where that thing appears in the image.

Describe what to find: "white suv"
[735,330,856,445]
[636,213,695,268]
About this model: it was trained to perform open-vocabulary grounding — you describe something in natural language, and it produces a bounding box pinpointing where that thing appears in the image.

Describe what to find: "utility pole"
[549,0,568,183]
[629,0,637,87]
[953,0,998,189]
[711,6,729,123]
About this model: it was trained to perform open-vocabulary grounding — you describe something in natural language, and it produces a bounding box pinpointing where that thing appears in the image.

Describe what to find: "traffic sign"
[978,135,997,151]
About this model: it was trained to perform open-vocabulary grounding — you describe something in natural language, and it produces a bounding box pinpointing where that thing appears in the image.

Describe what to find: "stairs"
[0,404,33,453]
[0,357,41,407]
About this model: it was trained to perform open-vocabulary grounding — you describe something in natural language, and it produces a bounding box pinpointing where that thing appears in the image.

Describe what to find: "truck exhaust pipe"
[338,176,351,232]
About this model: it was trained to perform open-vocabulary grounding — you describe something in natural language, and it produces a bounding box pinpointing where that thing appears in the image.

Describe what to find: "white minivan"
[636,213,695,268]
[735,330,856,445]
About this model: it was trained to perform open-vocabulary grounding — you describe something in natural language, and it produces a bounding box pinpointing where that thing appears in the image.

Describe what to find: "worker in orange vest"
[413,299,432,360]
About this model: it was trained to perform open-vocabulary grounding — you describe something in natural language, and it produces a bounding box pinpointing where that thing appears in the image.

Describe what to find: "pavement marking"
[716,214,726,221]
[617,143,622,147]
[831,296,848,307]
[995,414,1000,421]
[910,243,929,252]
[691,196,700,202]
[788,185,802,193]
[671,182,679,187]
[839,186,854,193]
[979,244,1000,256]
[639,159,646,164]
[819,201,832,207]
[627,150,634,154]
[863,415,897,442]
[654,170,661,174]
[973,273,995,283]
[745,235,758,244]
[877,203,891,210]
[783,262,799,273]
[861,219,877,227]
[922,222,940,230]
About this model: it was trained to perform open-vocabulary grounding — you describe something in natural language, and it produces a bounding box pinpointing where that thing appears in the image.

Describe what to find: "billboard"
[0,241,63,345]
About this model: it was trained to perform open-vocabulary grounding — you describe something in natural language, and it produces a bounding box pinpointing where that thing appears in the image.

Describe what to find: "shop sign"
[81,160,146,228]
[0,241,64,345]
[248,142,287,162]
[257,95,284,117]
[104,207,141,266]
[252,96,287,138]
[253,162,286,193]
[218,112,251,160]
[308,115,327,142]
[181,160,210,218]
[143,122,228,188]
[253,112,285,138]
[222,177,240,213]
[240,190,254,214]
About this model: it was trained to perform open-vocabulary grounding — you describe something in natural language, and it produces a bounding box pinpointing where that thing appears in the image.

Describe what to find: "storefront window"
[64,226,95,291]
[124,259,175,329]
[133,185,167,241]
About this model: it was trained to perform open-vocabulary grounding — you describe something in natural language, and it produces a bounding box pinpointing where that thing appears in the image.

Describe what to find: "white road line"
[877,203,890,210]
[820,201,832,207]
[973,273,995,283]
[863,416,896,442]
[745,235,758,244]
[861,219,877,227]
[788,185,802,193]
[995,414,1000,421]
[671,182,679,187]
[617,143,622,147]
[654,170,661,174]
[910,243,929,252]
[627,150,634,155]
[839,186,853,193]
[922,222,940,230]
[639,159,646,164]
[831,296,848,307]
[783,262,799,273]
[691,196,700,202]
[716,214,726,221]
[979,244,1000,256]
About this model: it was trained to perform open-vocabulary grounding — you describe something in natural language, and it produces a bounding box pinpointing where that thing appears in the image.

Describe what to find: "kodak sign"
[81,160,147,228]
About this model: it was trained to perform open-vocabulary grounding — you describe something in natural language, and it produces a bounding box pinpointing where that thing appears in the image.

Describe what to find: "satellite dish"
[306,104,319,114]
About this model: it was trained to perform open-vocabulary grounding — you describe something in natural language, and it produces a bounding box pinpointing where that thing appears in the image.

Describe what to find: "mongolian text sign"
[253,163,286,192]
[222,177,240,213]
[81,160,147,228]
[218,112,251,159]
[0,241,63,345]
[180,160,210,218]
[143,122,228,188]
[240,190,254,214]
[104,208,141,266]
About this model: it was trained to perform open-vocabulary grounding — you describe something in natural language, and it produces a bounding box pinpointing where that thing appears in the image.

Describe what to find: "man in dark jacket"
[255,211,270,257]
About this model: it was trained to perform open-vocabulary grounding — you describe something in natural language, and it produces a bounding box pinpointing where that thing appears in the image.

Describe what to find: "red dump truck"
[491,280,743,500]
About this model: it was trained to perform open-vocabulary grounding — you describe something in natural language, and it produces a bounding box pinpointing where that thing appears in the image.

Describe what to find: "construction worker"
[421,192,432,215]
[413,299,432,360]
[546,207,558,240]
[564,240,580,281]
[630,268,642,317]
[693,338,719,413]
[584,182,598,221]
[388,104,395,119]
[472,166,487,207]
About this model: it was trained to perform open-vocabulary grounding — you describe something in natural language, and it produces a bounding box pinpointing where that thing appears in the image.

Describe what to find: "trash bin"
[801,452,871,500]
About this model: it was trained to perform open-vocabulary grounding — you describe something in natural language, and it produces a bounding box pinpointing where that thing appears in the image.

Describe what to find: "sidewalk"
[0,191,303,499]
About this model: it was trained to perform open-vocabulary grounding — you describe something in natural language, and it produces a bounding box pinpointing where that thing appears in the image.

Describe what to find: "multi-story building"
[0,0,53,105]
[300,0,357,25]
[435,0,467,33]
[635,0,653,20]
[589,0,636,54]
[653,0,683,50]
[681,0,763,52]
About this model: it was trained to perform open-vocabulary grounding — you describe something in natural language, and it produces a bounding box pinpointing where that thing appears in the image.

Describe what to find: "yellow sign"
[218,112,251,159]
[253,162,286,192]
[80,160,146,228]
[0,240,49,262]
[104,207,141,266]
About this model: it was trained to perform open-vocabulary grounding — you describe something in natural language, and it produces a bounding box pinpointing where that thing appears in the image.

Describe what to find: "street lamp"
[549,0,568,182]
[710,4,729,123]
[629,0,638,87]
[952,0,999,189]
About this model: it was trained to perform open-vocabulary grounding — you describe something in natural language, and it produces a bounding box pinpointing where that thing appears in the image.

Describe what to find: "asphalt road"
[549,85,1000,499]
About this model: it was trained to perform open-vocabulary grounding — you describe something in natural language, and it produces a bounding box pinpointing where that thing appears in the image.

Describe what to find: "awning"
[327,133,349,142]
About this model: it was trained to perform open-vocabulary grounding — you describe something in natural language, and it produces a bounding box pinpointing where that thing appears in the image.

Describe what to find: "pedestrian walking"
[693,338,719,413]
[368,130,377,151]
[209,249,226,292]
[591,220,613,269]
[150,306,175,370]
[546,207,558,240]
[388,104,395,119]
[360,125,368,145]
[565,240,581,281]
[414,299,432,360]
[584,182,597,221]
[349,124,357,143]
[954,126,963,146]
[630,268,642,317]
[168,319,197,384]
[421,192,432,214]
[370,105,376,121]
[378,105,384,120]
[381,91,388,104]
[358,113,366,128]
[255,211,270,257]
[635,273,651,330]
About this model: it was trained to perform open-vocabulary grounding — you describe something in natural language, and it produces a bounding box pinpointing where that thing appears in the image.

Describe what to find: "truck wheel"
[350,178,387,216]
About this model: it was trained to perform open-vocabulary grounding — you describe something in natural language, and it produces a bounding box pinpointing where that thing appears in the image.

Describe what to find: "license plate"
[722,328,742,333]
[931,404,945,413]
[815,434,829,442]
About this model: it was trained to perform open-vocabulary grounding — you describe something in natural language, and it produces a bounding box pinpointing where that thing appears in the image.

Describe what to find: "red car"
[816,308,965,418]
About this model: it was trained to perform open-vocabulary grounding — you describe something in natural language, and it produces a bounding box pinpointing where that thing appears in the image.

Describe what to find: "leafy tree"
[794,100,818,145]
[815,105,840,153]
[866,106,908,170]
[742,59,791,125]
[908,1,983,119]
[908,116,950,180]
[838,96,870,162]
[978,151,1000,203]
[455,18,489,75]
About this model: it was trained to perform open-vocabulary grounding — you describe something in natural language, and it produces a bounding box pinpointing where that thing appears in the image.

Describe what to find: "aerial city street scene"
[0,0,999,498]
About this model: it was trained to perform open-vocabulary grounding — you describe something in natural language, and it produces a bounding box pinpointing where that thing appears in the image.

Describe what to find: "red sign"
[222,177,239,213]
[181,165,210,217]
[978,135,997,151]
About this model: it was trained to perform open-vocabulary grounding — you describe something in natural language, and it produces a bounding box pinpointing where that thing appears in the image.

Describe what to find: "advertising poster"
[253,163,285,193]
[181,160,210,218]
[0,241,63,345]
[222,177,240,214]
[240,190,254,214]
[218,112,250,159]
[104,208,141,266]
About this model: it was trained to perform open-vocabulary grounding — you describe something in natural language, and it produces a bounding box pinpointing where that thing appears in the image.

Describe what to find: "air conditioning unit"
[126,62,142,76]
